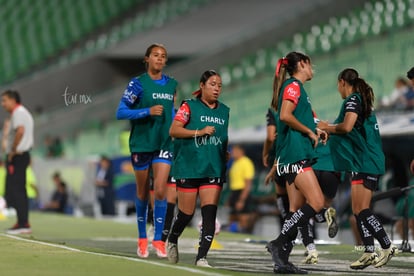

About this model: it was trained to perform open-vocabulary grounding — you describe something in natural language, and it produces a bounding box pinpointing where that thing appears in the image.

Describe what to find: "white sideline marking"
[1,234,224,276]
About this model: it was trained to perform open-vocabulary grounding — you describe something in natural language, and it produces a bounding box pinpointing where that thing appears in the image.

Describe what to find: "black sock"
[299,219,315,247]
[147,203,154,225]
[161,202,176,242]
[276,194,289,220]
[276,204,316,244]
[196,205,217,261]
[168,209,193,244]
[358,209,391,249]
[284,212,298,240]
[314,208,327,223]
[355,214,375,253]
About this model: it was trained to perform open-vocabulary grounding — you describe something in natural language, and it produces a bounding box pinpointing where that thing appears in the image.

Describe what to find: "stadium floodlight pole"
[372,185,414,253]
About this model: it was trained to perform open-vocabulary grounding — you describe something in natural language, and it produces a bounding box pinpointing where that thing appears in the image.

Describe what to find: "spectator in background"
[95,156,115,215]
[407,67,414,86]
[1,90,34,235]
[227,144,256,233]
[42,172,68,213]
[379,77,414,110]
[44,135,64,158]
[406,67,414,109]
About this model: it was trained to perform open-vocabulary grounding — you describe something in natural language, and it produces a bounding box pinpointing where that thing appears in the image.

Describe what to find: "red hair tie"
[275,58,288,77]
[192,89,201,96]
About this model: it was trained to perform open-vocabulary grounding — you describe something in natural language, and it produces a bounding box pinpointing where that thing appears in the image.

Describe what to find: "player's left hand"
[264,169,276,185]
[410,159,414,175]
[308,131,319,148]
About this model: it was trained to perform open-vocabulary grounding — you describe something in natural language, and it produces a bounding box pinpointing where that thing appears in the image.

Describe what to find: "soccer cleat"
[350,252,378,270]
[195,258,212,267]
[6,223,32,235]
[266,239,290,266]
[152,240,167,258]
[137,238,149,258]
[374,244,398,268]
[302,249,318,264]
[167,242,179,263]
[273,262,308,274]
[325,207,338,238]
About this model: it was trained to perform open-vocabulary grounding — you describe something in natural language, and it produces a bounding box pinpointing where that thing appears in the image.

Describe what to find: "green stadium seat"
[175,0,414,128]
[179,81,195,96]
[253,49,267,72]
[120,20,134,39]
[0,0,143,85]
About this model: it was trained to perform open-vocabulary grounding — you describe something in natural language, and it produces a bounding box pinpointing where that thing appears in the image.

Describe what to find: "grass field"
[1,212,413,276]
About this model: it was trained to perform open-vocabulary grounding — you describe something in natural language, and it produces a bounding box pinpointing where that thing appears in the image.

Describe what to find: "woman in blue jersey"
[318,68,397,269]
[116,43,177,258]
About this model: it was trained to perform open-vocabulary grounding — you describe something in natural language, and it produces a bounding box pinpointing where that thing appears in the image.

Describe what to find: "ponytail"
[354,78,374,118]
[271,52,310,111]
[338,68,374,118]
[271,58,288,111]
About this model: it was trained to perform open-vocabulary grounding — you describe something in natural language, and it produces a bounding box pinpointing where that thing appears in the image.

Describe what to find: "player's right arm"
[169,102,215,138]
[116,78,163,120]
[318,96,360,134]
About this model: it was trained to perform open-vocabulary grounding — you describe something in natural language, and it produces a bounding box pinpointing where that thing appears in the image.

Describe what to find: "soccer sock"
[161,202,176,242]
[314,208,327,223]
[275,204,316,245]
[135,198,148,239]
[299,219,315,247]
[168,209,193,244]
[276,193,289,220]
[355,214,375,253]
[153,199,167,241]
[147,202,154,225]
[358,209,391,250]
[196,205,217,261]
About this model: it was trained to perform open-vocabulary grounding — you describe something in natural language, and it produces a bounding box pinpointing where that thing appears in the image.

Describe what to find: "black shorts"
[351,172,379,191]
[228,190,253,215]
[314,170,340,199]
[176,177,224,192]
[276,159,314,185]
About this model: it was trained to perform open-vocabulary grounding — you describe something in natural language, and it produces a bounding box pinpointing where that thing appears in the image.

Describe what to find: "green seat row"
[180,0,414,96]
[0,0,140,85]
[58,0,211,64]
